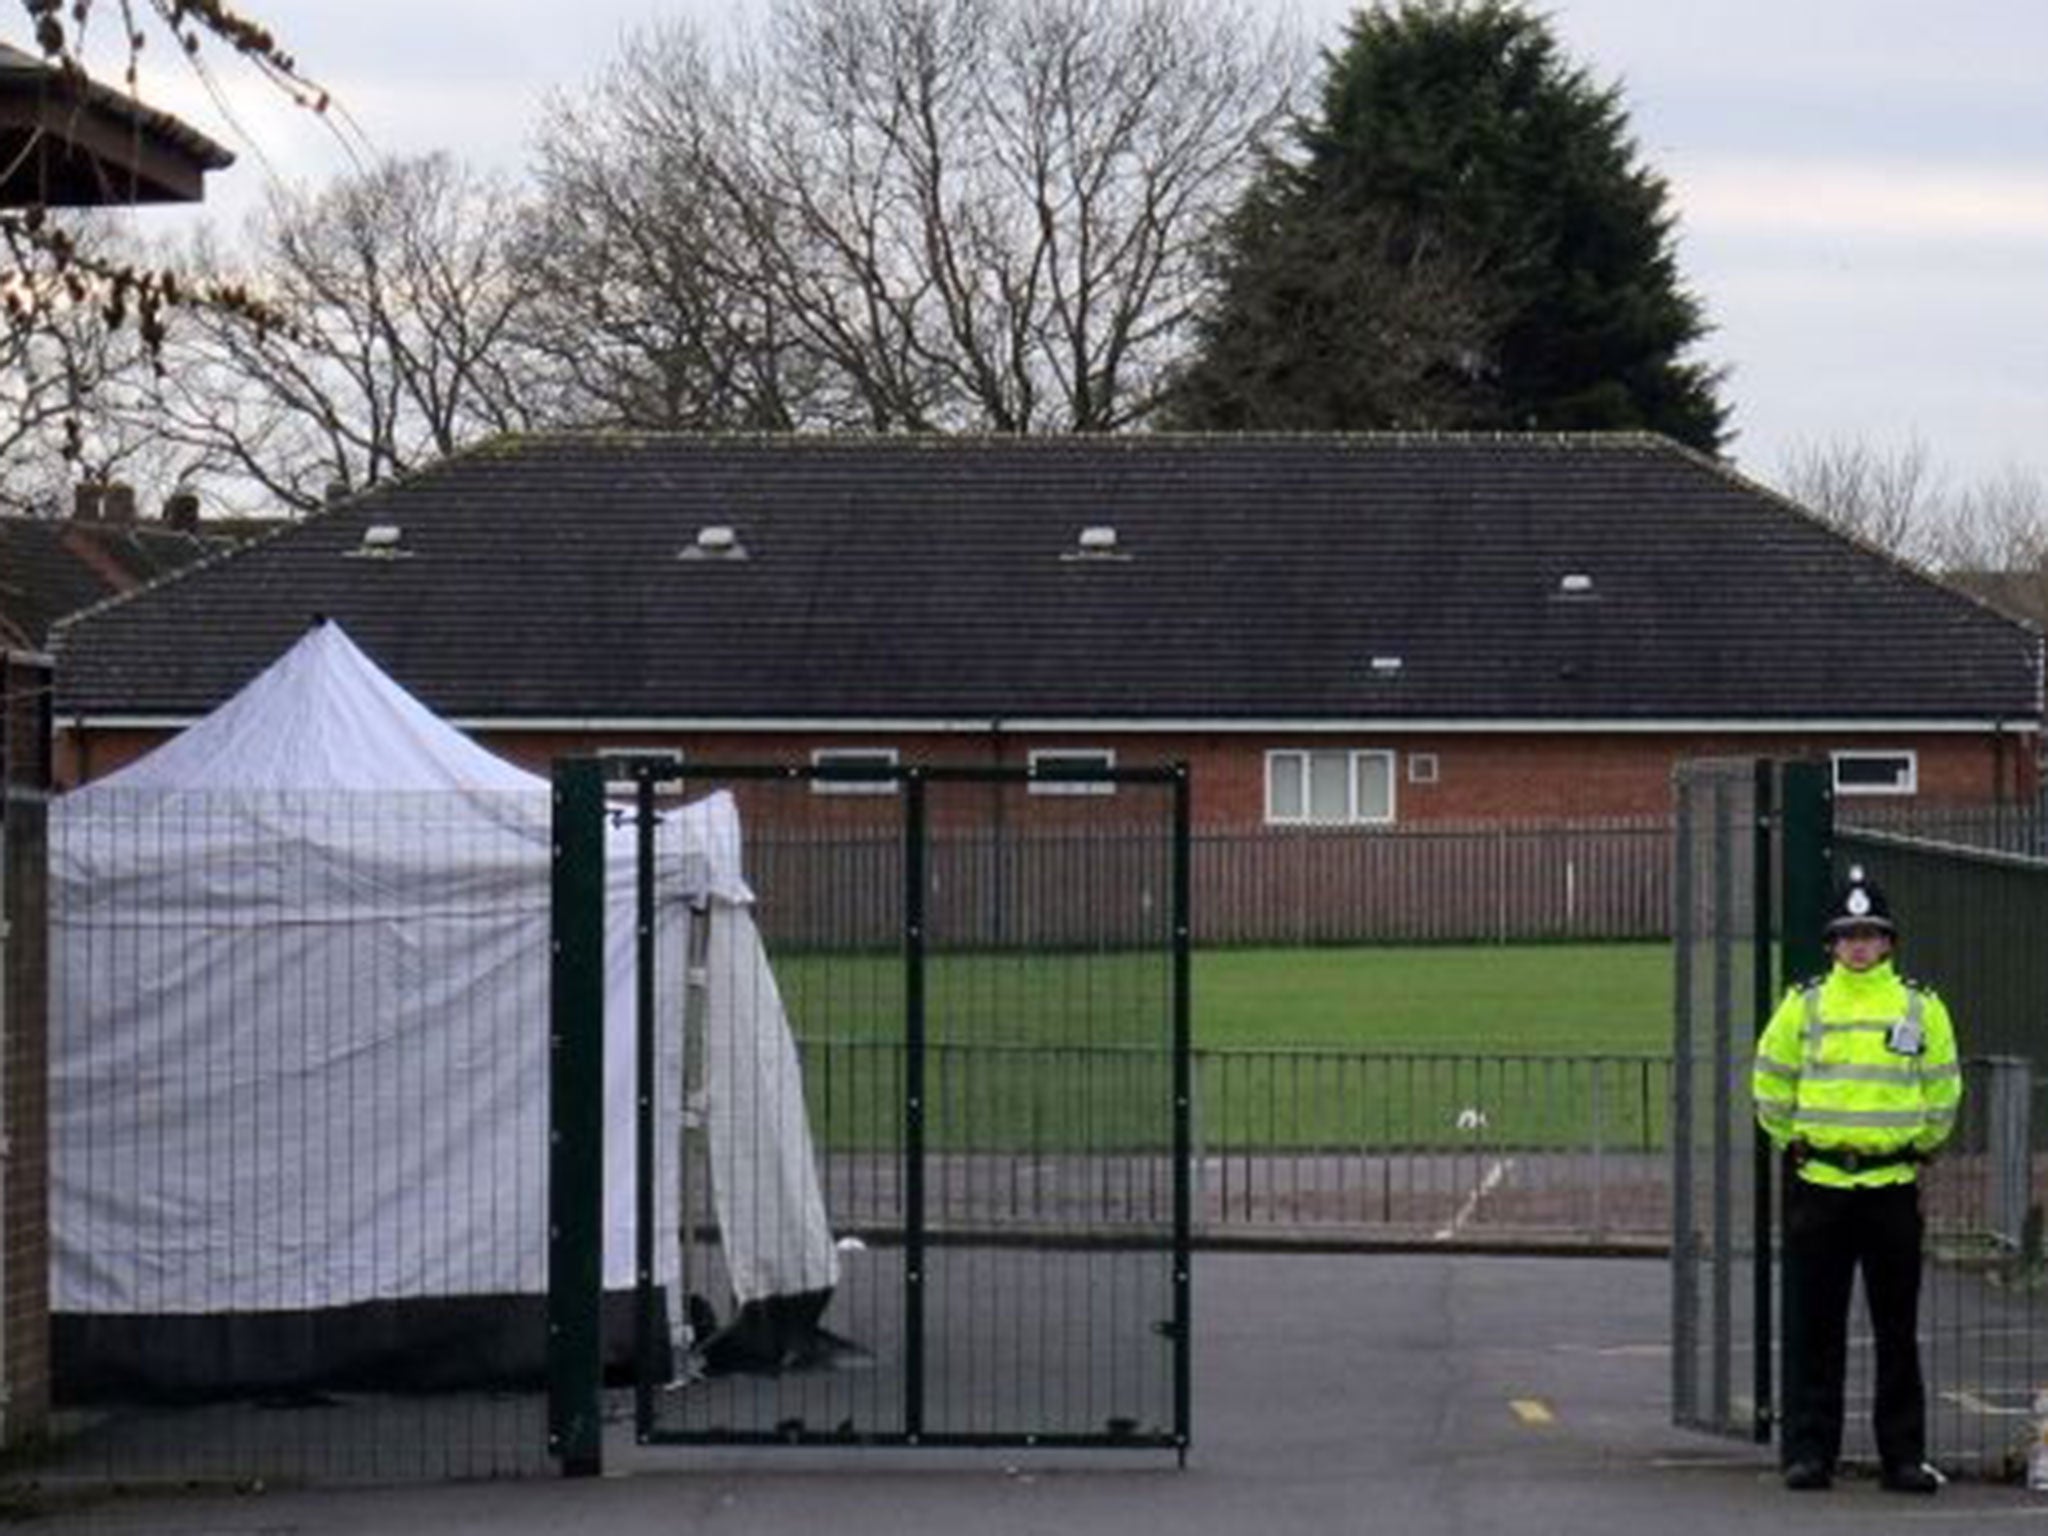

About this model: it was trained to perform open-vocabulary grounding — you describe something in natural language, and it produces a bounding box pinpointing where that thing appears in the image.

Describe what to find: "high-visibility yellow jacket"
[1751,958,1962,1188]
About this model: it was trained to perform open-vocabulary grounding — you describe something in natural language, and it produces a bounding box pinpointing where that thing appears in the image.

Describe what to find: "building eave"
[63,712,2045,738]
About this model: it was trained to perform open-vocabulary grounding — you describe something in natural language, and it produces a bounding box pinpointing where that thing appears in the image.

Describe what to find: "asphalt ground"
[22,1252,2038,1535]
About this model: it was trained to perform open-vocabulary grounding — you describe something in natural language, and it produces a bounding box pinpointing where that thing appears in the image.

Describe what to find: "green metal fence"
[550,760,1193,1470]
[1674,760,2048,1482]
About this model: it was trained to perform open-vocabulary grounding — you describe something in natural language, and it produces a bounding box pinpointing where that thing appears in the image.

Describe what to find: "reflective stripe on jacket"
[1751,958,1963,1188]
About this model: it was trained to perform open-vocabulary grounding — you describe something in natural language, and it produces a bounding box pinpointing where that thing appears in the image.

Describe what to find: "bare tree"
[1777,435,2048,626]
[518,28,817,431]
[0,213,181,513]
[1775,435,1947,564]
[139,155,544,511]
[526,0,1300,434]
[1928,465,2048,628]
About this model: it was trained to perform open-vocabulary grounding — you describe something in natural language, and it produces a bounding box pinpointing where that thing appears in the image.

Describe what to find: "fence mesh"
[17,753,2048,1487]
[2,652,53,1461]
[1831,825,2048,1479]
[40,787,555,1487]
[641,768,1186,1451]
[1669,761,1766,1442]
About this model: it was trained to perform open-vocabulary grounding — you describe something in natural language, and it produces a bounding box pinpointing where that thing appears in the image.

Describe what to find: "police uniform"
[1750,868,1962,1493]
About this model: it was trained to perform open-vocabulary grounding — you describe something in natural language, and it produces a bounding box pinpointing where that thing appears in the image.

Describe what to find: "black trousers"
[1779,1174,1926,1471]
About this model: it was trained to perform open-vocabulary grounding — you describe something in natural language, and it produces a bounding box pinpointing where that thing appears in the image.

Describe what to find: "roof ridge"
[490,428,1682,454]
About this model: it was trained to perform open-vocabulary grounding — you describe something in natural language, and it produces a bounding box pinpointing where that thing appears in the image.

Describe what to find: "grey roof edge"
[44,445,492,656]
[1664,435,2045,642]
[49,522,266,654]
[474,425,1685,456]
[68,708,2046,733]
[0,40,235,171]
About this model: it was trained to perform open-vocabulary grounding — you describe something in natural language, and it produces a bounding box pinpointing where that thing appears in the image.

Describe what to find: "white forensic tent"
[50,622,836,1395]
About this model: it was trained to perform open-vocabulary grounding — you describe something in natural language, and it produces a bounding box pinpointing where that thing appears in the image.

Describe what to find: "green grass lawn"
[776,941,1675,1151]
[777,941,1673,1055]
[1193,942,1672,1054]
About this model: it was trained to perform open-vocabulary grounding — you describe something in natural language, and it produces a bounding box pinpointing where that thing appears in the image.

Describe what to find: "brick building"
[50,433,2043,818]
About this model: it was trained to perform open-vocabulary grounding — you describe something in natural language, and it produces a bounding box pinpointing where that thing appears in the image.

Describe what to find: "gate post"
[1777,762,1832,985]
[902,767,928,1445]
[1755,760,1831,1446]
[549,759,607,1476]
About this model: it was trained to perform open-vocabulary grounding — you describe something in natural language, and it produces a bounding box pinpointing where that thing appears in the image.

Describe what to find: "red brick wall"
[58,720,2037,822]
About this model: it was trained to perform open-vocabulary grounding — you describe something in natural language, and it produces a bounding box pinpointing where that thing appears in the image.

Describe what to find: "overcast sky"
[95,0,2048,497]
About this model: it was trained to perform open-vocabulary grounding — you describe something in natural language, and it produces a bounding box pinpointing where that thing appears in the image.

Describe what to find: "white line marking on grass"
[1434,1157,1514,1240]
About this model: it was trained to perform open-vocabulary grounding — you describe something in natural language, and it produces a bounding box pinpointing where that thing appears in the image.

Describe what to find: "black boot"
[1782,1460,1832,1491]
[1880,1462,1939,1494]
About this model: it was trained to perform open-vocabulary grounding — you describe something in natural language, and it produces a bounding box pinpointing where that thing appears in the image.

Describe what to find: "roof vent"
[345,523,412,560]
[1063,525,1131,562]
[1370,655,1404,676]
[1557,572,1595,595]
[681,524,748,561]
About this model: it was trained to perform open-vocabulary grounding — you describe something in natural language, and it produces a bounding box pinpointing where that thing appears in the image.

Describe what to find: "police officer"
[1752,865,1962,1493]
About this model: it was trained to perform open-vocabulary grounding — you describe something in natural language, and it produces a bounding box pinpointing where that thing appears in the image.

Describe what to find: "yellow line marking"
[1510,1398,1556,1427]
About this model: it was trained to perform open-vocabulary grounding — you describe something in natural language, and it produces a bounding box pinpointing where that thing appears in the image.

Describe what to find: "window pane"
[1832,752,1915,794]
[1354,753,1393,821]
[1269,754,1305,820]
[1030,749,1115,796]
[1835,755,1908,787]
[1308,750,1349,822]
[812,747,899,794]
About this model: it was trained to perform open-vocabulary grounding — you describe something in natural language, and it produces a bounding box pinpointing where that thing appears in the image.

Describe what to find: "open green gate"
[550,759,1191,1472]
[1673,759,2047,1476]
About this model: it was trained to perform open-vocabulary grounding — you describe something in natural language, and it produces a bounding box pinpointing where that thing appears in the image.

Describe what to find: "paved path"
[27,1253,2032,1535]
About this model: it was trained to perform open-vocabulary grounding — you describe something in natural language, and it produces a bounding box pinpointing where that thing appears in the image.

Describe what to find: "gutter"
[62,713,2047,737]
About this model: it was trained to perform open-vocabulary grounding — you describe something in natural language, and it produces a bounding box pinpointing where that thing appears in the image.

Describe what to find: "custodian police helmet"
[1824,864,1896,938]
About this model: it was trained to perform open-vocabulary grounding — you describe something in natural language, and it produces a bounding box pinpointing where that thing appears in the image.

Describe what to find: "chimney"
[163,491,201,532]
[72,483,102,521]
[102,482,137,525]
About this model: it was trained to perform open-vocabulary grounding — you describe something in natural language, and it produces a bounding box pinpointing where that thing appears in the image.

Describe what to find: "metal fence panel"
[1669,761,1767,1441]
[41,787,555,1488]
[1831,823,2048,1478]
[2,651,53,1458]
[613,765,1191,1458]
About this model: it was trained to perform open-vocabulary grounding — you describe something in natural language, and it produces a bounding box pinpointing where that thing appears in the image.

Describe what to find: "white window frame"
[1406,752,1440,786]
[1028,747,1117,796]
[1264,749,1397,826]
[811,746,900,795]
[1830,749,1918,797]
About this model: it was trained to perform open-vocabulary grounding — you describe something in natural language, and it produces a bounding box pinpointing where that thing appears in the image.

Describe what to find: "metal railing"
[798,1041,1675,1251]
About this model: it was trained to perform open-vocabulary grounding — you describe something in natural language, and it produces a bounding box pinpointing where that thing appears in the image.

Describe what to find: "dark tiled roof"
[51,433,2044,725]
[0,517,231,650]
[1946,569,2048,633]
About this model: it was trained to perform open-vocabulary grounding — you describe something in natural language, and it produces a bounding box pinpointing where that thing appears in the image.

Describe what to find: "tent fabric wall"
[47,623,835,1393]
